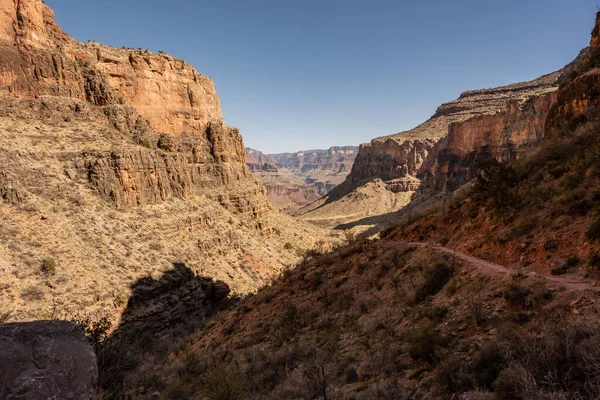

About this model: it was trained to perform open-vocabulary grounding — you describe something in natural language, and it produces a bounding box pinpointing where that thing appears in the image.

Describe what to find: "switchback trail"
[410,242,600,293]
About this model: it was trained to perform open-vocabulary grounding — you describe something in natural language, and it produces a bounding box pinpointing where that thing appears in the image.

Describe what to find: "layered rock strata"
[246,146,358,210]
[0,0,267,215]
[299,53,584,229]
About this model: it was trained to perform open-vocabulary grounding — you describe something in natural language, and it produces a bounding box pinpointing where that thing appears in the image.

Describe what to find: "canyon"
[298,50,585,231]
[246,146,358,210]
[121,13,600,399]
[2,1,600,399]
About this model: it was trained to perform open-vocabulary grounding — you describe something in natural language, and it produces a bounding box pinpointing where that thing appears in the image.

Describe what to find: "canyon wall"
[246,146,358,210]
[299,54,584,229]
[546,13,600,139]
[0,0,331,324]
[420,90,558,192]
[0,0,267,215]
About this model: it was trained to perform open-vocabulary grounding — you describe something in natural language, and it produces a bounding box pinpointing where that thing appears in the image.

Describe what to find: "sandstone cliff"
[299,53,584,230]
[0,0,260,213]
[0,0,329,322]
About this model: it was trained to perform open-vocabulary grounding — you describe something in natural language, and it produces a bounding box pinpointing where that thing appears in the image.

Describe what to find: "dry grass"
[0,108,333,322]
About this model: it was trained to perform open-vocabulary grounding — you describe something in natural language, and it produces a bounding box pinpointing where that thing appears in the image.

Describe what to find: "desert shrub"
[418,306,449,323]
[494,322,600,399]
[284,242,293,250]
[40,257,57,275]
[435,357,473,394]
[589,252,600,270]
[22,285,45,300]
[494,365,538,400]
[404,323,443,363]
[503,284,531,309]
[586,215,600,241]
[470,342,503,389]
[543,239,558,250]
[472,159,519,213]
[415,262,453,302]
[343,230,357,245]
[163,380,193,400]
[468,294,486,326]
[201,365,245,400]
[0,311,12,323]
[445,279,458,296]
[157,134,174,151]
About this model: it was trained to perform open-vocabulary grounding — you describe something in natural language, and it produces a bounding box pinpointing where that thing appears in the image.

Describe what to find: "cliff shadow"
[95,263,235,399]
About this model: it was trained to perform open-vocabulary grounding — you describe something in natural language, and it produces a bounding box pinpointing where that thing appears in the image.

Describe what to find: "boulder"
[0,321,97,400]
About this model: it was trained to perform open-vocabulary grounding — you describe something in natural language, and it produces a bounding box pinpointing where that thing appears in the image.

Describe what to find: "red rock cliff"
[546,12,600,138]
[0,0,267,215]
[344,56,582,197]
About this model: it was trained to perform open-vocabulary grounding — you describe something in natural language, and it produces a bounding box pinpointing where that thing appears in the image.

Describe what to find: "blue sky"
[48,0,597,153]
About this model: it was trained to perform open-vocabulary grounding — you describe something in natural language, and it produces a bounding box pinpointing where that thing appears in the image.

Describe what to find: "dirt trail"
[411,242,600,293]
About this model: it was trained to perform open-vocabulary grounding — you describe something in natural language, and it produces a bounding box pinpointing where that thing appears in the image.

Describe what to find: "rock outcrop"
[118,263,230,335]
[0,321,98,400]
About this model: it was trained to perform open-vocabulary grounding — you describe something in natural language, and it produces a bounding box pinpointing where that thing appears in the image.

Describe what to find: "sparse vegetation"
[40,257,57,275]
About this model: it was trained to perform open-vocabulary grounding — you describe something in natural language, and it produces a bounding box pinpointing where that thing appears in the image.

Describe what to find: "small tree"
[40,258,57,275]
[473,159,519,219]
[468,293,485,326]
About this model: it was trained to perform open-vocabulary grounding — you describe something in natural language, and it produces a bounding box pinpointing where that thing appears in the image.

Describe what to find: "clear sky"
[47,0,597,153]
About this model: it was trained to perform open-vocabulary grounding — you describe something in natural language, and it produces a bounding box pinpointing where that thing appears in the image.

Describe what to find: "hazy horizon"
[48,0,597,153]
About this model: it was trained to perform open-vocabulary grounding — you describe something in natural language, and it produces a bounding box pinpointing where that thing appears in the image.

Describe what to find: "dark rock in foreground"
[0,321,97,400]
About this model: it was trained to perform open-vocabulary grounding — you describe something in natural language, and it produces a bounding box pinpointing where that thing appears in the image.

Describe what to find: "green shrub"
[284,242,293,250]
[201,365,244,400]
[586,216,600,241]
[503,284,531,309]
[405,323,443,363]
[415,262,453,302]
[157,134,174,151]
[472,159,519,212]
[40,258,57,275]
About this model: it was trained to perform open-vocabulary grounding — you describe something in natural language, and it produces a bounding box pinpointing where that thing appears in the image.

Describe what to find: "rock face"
[0,0,267,215]
[0,0,221,135]
[420,89,559,192]
[0,321,98,400]
[246,146,358,210]
[546,14,600,139]
[299,53,584,229]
